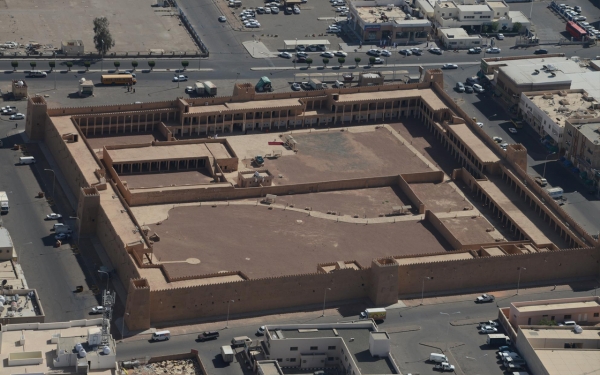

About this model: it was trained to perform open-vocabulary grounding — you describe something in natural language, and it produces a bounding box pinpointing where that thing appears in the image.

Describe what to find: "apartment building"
[563,117,600,188]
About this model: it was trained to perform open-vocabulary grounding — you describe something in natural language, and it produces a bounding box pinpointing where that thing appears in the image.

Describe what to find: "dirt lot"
[122,170,214,189]
[262,129,431,184]
[261,186,413,218]
[410,182,472,213]
[0,0,196,53]
[150,204,452,279]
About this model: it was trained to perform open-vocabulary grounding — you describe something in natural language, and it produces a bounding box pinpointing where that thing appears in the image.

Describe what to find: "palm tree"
[30,62,37,69]
[181,61,189,70]
[66,62,73,71]
[322,58,329,68]
[113,61,120,71]
[369,56,376,66]
[49,61,55,71]
[131,61,138,71]
[306,58,313,68]
[84,61,91,71]
[11,61,18,71]
[148,61,156,71]
[354,57,361,67]
[338,57,345,67]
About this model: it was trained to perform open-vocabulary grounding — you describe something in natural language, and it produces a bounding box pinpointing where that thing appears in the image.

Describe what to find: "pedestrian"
[133,88,136,93]
[15,123,18,128]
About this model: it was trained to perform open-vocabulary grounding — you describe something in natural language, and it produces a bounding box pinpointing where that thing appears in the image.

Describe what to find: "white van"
[430,353,448,363]
[19,156,36,165]
[231,336,252,347]
[152,330,171,341]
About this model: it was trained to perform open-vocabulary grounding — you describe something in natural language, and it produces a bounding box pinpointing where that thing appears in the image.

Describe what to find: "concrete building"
[60,40,84,55]
[348,0,431,44]
[518,89,598,151]
[0,228,16,262]
[0,319,115,374]
[438,27,483,49]
[563,116,600,188]
[432,0,529,32]
[262,322,399,374]
[238,169,274,188]
[507,296,600,328]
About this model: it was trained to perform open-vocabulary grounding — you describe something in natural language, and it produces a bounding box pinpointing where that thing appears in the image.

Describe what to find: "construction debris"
[125,359,203,375]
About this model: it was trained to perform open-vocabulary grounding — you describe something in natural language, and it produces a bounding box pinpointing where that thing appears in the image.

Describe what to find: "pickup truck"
[478,320,499,328]
[434,362,455,372]
[475,294,495,303]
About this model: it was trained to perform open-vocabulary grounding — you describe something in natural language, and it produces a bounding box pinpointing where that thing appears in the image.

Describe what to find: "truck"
[546,187,563,199]
[0,191,8,214]
[255,76,273,92]
[359,308,386,320]
[55,225,73,235]
[434,362,455,372]
[221,345,234,363]
[203,81,217,96]
[487,334,511,346]
[308,78,323,90]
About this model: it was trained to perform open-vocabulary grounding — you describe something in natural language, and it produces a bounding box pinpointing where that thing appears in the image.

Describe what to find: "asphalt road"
[116,285,600,375]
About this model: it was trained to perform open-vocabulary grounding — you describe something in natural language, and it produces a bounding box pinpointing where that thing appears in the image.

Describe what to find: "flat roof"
[570,121,600,144]
[456,4,490,11]
[447,123,501,163]
[0,228,12,249]
[257,362,283,375]
[355,5,406,23]
[535,349,600,375]
[439,28,474,38]
[395,252,474,265]
[107,144,214,163]
[336,88,447,111]
[517,300,600,313]
[526,91,593,129]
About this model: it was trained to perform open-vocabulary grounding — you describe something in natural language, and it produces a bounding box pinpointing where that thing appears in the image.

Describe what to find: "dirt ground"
[259,187,413,218]
[438,216,497,245]
[262,129,431,184]
[150,205,452,279]
[0,0,196,53]
[410,182,473,213]
[122,169,214,189]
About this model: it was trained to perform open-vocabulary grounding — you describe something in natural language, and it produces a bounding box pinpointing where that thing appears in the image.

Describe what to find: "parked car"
[429,47,443,55]
[218,16,227,22]
[475,294,495,303]
[367,49,381,56]
[256,326,266,336]
[293,6,300,13]
[173,75,188,82]
[468,47,482,54]
[46,213,62,220]
[493,136,503,143]
[90,306,105,314]
[472,83,484,93]
[380,49,391,56]
[399,49,412,56]
[291,82,301,91]
[334,51,347,57]
[9,113,24,120]
[476,122,484,128]
[271,6,279,13]
[486,47,501,53]
[455,82,465,92]
[535,176,548,186]
[296,51,308,58]
[327,26,341,33]
[534,48,548,54]
[442,63,458,69]
[279,52,292,58]
[320,51,334,58]
[479,326,498,334]
[464,85,474,93]
[55,233,71,240]
[497,33,505,40]
[508,127,517,134]
[411,47,422,55]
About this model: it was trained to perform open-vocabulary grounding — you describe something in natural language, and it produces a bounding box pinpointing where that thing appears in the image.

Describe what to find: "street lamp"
[53,52,57,90]
[542,152,557,178]
[100,40,104,72]
[421,276,433,305]
[440,311,460,351]
[98,270,110,292]
[226,299,234,328]
[516,267,526,295]
[122,312,129,340]
[44,169,55,198]
[322,287,331,317]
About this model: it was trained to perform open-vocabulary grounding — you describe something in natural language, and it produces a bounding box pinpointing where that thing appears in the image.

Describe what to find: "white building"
[261,321,399,375]
[60,40,84,55]
[430,0,529,32]
[438,27,483,48]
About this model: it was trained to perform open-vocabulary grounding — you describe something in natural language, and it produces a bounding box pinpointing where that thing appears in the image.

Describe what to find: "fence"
[171,0,210,56]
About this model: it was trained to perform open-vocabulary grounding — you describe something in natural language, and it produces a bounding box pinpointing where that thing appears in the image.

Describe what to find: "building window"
[464,15,474,18]
[290,347,298,351]
[328,346,336,350]
[290,358,297,362]
[442,13,445,16]
[565,315,572,319]
[480,15,490,18]
[310,346,318,350]
[277,359,283,362]
[328,357,335,361]
[594,313,599,317]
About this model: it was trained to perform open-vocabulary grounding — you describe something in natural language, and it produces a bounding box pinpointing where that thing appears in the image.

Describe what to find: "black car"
[534,49,548,54]
[464,85,474,93]
[198,331,220,341]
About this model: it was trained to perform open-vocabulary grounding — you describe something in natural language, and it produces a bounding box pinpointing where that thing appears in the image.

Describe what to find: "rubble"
[126,358,202,375]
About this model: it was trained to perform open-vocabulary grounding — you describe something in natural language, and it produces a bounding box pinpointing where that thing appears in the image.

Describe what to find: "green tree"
[338,57,345,67]
[181,60,189,70]
[354,57,361,67]
[539,318,557,326]
[11,61,18,71]
[113,61,120,71]
[491,21,499,32]
[84,61,91,71]
[306,58,313,68]
[512,22,522,33]
[322,58,329,68]
[66,61,73,71]
[148,60,156,71]
[93,17,115,55]
[131,61,138,71]
[30,62,36,69]
[49,61,55,71]
[369,56,376,66]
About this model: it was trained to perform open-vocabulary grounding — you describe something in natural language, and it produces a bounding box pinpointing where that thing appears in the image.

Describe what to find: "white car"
[372,57,384,64]
[321,51,334,58]
[9,113,24,120]
[334,50,348,57]
[327,26,341,33]
[185,86,194,93]
[380,49,391,57]
[472,84,484,93]
[399,49,412,55]
[91,306,105,314]
[508,127,517,134]
[293,6,300,13]
[442,63,458,69]
[367,49,381,56]
[46,213,62,220]
[479,326,498,334]
[476,122,484,128]
[173,75,188,82]
[497,33,505,40]
[279,52,292,58]
[486,47,501,53]
[264,7,271,13]
[291,83,301,91]
[429,47,443,55]
[271,6,279,13]
[256,326,266,335]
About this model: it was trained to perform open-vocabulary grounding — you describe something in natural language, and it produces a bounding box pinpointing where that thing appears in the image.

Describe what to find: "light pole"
[53,52,57,90]
[517,267,526,295]
[122,312,129,340]
[44,169,55,197]
[226,299,234,328]
[100,40,104,72]
[421,276,433,305]
[529,0,534,20]
[542,152,557,178]
[440,311,460,351]
[98,270,110,292]
[322,287,331,316]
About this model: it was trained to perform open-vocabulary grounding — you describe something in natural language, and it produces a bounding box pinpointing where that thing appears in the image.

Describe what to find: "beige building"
[563,117,600,188]
[61,40,84,55]
[0,228,16,262]
[438,27,483,49]
[432,0,529,31]
[508,296,600,328]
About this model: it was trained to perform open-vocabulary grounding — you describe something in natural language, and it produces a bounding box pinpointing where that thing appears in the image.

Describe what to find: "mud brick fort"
[25,69,599,330]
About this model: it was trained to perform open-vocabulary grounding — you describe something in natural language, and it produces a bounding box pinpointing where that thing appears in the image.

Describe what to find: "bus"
[101,74,136,85]
[566,21,587,40]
